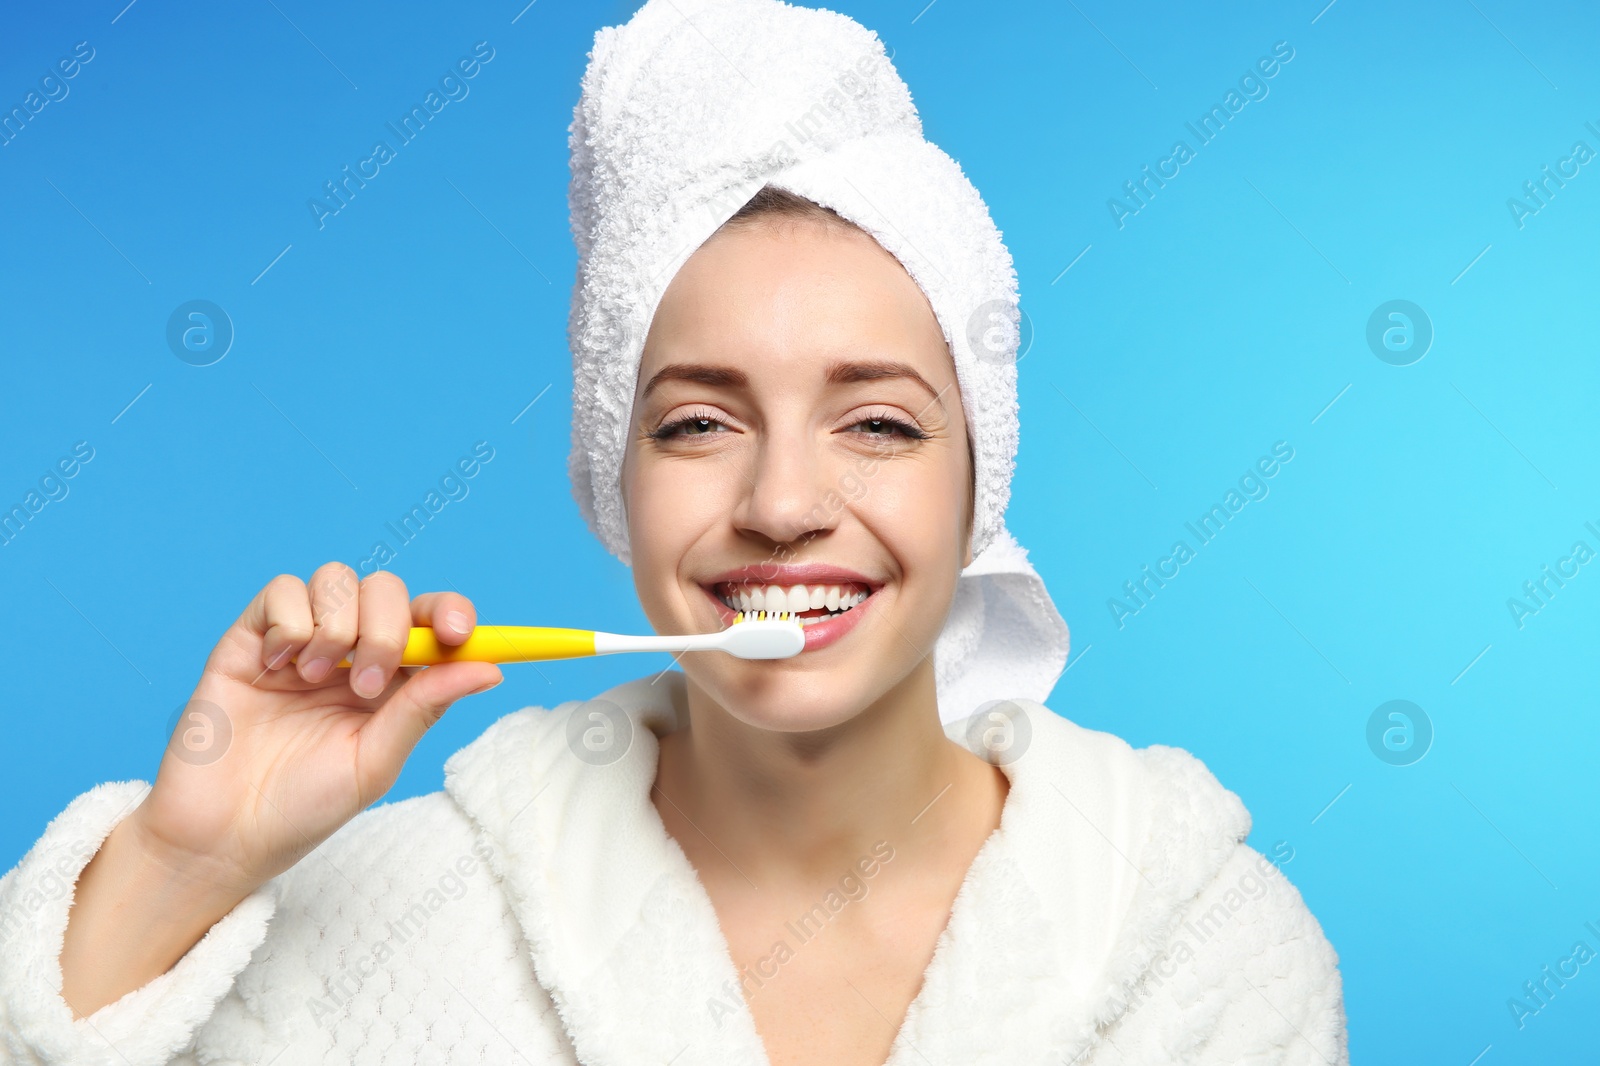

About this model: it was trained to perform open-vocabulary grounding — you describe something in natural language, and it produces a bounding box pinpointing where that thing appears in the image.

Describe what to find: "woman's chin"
[725,701,866,734]
[687,670,887,733]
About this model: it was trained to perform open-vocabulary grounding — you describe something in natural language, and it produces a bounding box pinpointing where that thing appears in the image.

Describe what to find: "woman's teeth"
[717,584,869,626]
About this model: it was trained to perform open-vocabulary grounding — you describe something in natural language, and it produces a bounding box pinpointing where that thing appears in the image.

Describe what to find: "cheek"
[849,453,967,567]
[625,459,681,566]
[624,454,732,603]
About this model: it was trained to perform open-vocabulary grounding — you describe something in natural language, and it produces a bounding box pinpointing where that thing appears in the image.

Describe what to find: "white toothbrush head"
[719,611,806,659]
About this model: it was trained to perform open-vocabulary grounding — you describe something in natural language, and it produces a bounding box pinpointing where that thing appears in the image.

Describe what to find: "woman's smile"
[701,563,884,650]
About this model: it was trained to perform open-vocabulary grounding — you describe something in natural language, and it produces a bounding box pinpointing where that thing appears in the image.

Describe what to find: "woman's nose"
[730,431,838,547]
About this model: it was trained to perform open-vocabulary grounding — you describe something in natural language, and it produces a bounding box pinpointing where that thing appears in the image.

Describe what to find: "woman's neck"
[652,659,1009,888]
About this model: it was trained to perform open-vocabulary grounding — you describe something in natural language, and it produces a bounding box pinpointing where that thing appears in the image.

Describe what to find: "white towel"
[565,0,1069,721]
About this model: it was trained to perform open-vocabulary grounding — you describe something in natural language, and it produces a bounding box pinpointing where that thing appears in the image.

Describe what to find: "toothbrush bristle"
[720,609,805,658]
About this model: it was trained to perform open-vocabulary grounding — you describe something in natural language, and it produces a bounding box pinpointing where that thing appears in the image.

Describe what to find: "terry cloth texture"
[0,674,1348,1064]
[565,0,1070,722]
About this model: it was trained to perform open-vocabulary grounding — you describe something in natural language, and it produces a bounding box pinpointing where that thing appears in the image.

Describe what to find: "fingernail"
[443,610,472,636]
[301,657,332,682]
[354,666,384,698]
[468,676,503,696]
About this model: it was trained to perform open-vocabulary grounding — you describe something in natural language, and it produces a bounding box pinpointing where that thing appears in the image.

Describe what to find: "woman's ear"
[961,433,976,570]
[616,450,632,526]
[960,500,975,571]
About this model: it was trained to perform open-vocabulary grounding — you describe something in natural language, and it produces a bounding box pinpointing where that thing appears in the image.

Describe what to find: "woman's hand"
[58,564,502,1019]
[131,563,504,893]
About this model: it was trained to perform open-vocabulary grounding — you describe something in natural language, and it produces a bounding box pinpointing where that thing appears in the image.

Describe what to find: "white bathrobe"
[0,674,1347,1065]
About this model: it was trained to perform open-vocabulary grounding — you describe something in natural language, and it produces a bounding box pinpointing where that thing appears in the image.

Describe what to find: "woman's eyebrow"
[640,363,749,398]
[826,360,940,402]
[639,359,942,403]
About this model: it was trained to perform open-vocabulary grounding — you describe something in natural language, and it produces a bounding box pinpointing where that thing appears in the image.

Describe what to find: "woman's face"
[620,216,973,732]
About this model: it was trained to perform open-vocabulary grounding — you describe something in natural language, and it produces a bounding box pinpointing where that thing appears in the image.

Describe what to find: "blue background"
[3,0,1597,1060]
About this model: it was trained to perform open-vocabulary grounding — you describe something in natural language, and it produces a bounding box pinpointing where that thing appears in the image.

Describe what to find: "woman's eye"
[652,414,924,440]
[848,416,927,440]
[653,415,727,439]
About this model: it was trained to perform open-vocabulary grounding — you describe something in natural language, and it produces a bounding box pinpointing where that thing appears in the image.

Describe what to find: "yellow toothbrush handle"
[329,626,598,667]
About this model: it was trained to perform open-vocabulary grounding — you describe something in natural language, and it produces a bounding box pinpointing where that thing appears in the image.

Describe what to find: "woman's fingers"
[409,591,477,645]
[293,562,363,684]
[233,565,481,700]
[348,571,412,700]
[253,574,315,673]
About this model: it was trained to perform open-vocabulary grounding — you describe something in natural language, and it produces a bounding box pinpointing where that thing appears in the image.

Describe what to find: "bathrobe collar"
[442,674,1250,1065]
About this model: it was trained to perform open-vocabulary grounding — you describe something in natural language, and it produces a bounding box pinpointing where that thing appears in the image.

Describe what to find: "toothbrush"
[295,611,806,668]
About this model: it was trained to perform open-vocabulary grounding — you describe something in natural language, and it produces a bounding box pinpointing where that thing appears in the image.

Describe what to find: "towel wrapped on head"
[566,0,1069,723]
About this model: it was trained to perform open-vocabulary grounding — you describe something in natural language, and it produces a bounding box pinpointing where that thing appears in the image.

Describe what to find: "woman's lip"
[702,563,881,589]
[701,584,876,653]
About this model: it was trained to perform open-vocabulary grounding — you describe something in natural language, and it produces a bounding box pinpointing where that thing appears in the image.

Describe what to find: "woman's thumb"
[356,662,502,798]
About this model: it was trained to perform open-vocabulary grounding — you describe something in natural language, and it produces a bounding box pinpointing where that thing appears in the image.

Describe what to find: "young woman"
[0,2,1347,1064]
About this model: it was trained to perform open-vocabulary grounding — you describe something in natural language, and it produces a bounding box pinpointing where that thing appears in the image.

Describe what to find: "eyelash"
[648,410,929,441]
